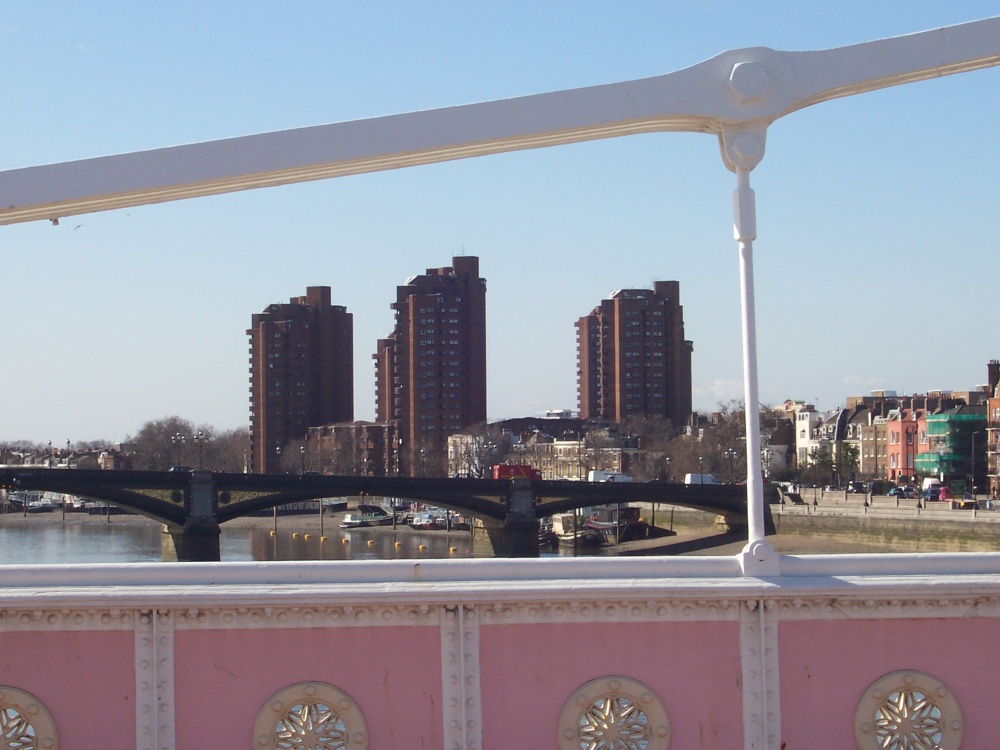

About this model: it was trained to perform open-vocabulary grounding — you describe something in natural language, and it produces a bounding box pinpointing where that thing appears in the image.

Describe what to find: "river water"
[0,518,487,564]
[2,508,993,564]
[0,514,603,564]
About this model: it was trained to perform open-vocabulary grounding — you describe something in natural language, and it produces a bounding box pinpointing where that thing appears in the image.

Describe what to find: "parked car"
[847,481,866,494]
[888,486,917,499]
[923,486,953,502]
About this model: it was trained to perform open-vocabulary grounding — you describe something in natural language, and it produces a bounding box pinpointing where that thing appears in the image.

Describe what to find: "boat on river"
[584,506,645,544]
[340,504,394,529]
[538,517,558,548]
[410,511,447,530]
[551,513,603,547]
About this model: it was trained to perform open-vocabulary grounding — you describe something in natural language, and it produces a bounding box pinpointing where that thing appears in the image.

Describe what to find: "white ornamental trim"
[0,607,134,632]
[441,606,482,750]
[772,595,1000,621]
[477,598,742,625]
[171,604,441,630]
[740,599,781,750]
[855,670,963,750]
[135,609,175,750]
[2,592,1000,635]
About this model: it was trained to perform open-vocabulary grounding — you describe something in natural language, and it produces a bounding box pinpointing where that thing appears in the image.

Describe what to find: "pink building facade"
[886,410,924,484]
[1,555,997,748]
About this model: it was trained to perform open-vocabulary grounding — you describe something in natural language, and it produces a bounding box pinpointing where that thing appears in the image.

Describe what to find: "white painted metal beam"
[0,16,998,226]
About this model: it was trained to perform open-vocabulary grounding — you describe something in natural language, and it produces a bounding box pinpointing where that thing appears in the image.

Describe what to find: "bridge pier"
[472,516,540,558]
[162,519,221,562]
[719,490,777,536]
[472,478,539,558]
[162,470,222,561]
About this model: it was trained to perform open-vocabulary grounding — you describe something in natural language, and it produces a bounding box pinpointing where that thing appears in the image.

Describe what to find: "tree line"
[2,401,840,483]
[1,417,250,473]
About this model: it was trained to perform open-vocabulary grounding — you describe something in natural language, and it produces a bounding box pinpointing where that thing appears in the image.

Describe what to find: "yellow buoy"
[320,536,327,542]
[449,547,458,553]
[304,534,311,540]
[342,538,349,545]
[394,541,403,548]
[269,530,275,537]
[292,532,299,538]
[367,539,375,546]
[418,544,427,551]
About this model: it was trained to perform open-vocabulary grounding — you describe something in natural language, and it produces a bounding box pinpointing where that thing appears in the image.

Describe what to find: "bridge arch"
[0,468,189,528]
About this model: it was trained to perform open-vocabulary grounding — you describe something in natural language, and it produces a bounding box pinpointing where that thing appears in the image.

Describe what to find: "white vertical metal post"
[732,166,776,574]
[733,167,764,543]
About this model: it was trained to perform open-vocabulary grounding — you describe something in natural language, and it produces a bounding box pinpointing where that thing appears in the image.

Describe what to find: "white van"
[587,471,633,482]
[684,473,719,485]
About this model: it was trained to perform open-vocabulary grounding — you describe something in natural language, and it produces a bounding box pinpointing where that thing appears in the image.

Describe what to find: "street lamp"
[171,433,186,467]
[698,456,704,484]
[664,456,671,482]
[725,448,738,484]
[275,445,282,474]
[192,431,207,469]
[300,445,306,474]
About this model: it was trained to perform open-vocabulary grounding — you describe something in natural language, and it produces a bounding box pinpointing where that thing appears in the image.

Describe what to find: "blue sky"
[2,2,999,444]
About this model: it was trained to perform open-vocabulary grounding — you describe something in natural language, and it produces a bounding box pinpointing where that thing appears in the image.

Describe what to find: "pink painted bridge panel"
[479,620,744,748]
[173,625,442,748]
[779,618,1000,746]
[0,630,135,747]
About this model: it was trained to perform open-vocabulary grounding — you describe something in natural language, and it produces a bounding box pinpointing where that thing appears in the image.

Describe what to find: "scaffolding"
[914,409,987,489]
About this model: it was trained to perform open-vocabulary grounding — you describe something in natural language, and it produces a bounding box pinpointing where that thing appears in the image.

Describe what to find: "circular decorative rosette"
[0,686,58,750]
[254,683,367,750]
[855,670,963,750]
[559,676,670,750]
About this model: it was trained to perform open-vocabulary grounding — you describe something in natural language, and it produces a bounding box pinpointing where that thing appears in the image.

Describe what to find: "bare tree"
[329,429,359,476]
[455,423,511,478]
[207,427,250,472]
[404,438,446,478]
[124,418,251,472]
[126,416,196,470]
[577,429,619,476]
[275,438,307,474]
[620,415,677,480]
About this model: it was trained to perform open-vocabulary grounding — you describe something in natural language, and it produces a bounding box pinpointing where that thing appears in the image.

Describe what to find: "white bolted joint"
[728,61,771,102]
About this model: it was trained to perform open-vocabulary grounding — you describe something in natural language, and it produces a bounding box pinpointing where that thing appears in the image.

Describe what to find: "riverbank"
[617,500,1000,556]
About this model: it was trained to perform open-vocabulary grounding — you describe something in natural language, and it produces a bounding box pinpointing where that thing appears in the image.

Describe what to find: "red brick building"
[576,281,692,426]
[374,256,486,475]
[248,287,353,473]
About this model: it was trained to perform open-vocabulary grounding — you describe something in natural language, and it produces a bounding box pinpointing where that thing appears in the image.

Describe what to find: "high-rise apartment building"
[248,286,353,473]
[576,281,692,426]
[374,256,486,474]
